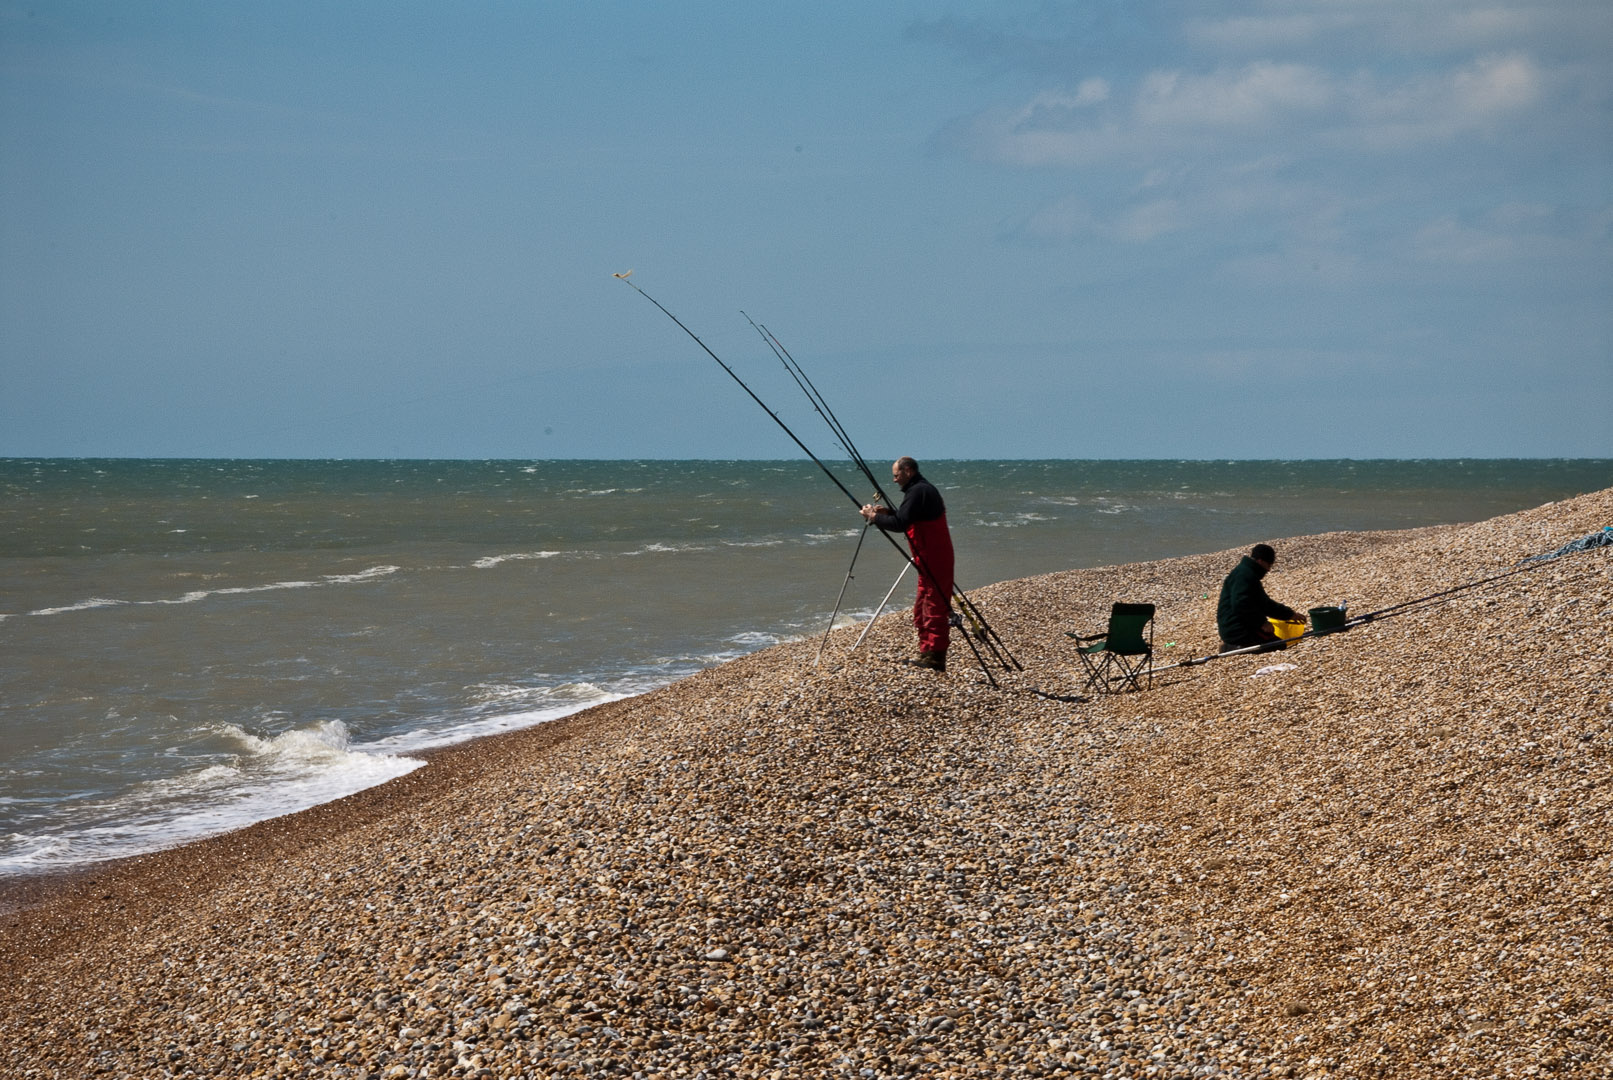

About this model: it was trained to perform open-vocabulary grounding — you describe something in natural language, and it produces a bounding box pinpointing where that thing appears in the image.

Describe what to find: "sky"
[2,1,1609,460]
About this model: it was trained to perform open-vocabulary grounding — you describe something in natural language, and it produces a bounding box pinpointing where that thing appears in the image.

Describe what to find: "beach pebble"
[1,488,1610,1080]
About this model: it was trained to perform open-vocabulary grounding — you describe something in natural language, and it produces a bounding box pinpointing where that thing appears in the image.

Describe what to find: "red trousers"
[908,515,955,654]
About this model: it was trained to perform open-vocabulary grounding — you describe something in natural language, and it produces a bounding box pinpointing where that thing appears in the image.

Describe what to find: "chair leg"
[1076,651,1105,694]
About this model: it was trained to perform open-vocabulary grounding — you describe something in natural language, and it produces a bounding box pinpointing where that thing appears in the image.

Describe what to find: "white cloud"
[1012,192,1181,244]
[1450,52,1543,117]
[1341,52,1546,148]
[947,50,1552,167]
[1410,202,1603,263]
[1111,198,1183,242]
[1135,62,1335,128]
[1412,216,1524,263]
[1185,1,1553,55]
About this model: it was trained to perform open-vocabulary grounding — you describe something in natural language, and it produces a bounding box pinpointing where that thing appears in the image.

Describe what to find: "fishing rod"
[743,312,935,668]
[614,272,867,510]
[743,313,886,500]
[743,311,886,658]
[745,309,1021,672]
[1157,540,1607,675]
[616,272,1014,680]
[1339,554,1587,626]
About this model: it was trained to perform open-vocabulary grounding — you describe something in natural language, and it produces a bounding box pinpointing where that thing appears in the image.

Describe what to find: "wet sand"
[1,489,1609,1079]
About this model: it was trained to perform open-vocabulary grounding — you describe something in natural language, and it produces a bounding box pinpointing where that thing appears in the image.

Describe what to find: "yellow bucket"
[1268,617,1305,641]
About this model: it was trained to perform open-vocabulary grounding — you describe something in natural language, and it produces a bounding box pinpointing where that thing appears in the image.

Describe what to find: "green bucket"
[1309,606,1347,634]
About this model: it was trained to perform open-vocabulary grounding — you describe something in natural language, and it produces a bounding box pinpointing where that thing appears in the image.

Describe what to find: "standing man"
[861,457,954,671]
[1217,543,1305,653]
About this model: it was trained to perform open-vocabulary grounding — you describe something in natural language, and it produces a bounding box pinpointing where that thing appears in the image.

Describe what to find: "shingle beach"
[2,489,1609,1080]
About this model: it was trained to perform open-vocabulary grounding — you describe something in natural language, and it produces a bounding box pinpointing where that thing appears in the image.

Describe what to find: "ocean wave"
[23,566,401,618]
[361,684,626,756]
[624,542,719,556]
[974,512,1053,528]
[0,719,423,876]
[474,551,564,569]
[27,597,128,615]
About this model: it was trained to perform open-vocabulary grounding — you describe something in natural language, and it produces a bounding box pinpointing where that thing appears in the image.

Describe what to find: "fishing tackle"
[614,271,868,510]
[743,310,1020,673]
[743,313,887,502]
[815,522,870,666]
[617,272,1019,680]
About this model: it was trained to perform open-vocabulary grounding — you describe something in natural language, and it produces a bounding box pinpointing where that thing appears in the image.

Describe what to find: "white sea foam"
[361,683,625,756]
[325,565,401,585]
[975,512,1053,528]
[24,566,401,617]
[28,597,128,615]
[624,542,718,556]
[0,718,424,875]
[474,551,563,569]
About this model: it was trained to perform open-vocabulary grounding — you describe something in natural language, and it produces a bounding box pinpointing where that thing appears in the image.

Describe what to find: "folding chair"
[1069,602,1155,693]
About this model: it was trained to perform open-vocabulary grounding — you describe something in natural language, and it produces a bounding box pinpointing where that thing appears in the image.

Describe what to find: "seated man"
[1217,543,1304,653]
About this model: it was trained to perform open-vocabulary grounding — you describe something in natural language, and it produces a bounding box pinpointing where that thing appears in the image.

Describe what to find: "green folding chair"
[1069,602,1155,693]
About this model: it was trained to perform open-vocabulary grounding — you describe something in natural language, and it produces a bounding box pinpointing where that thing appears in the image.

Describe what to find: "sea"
[2,458,1608,878]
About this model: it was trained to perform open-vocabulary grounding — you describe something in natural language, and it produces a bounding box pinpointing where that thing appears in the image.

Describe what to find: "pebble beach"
[2,488,1609,1080]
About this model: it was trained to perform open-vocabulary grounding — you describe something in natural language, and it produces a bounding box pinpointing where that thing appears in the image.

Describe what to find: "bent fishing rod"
[744,310,894,665]
[742,312,1021,672]
[614,271,869,510]
[746,312,1006,670]
[751,306,1020,672]
[743,313,883,499]
[615,272,1017,677]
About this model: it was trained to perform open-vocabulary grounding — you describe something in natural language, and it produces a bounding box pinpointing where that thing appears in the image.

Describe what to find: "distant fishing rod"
[1339,553,1586,626]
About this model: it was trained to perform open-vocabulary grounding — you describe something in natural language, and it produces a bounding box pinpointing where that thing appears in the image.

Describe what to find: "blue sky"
[2,1,1609,459]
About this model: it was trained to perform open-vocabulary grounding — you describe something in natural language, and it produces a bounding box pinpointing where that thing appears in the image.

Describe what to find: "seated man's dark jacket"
[1216,556,1300,646]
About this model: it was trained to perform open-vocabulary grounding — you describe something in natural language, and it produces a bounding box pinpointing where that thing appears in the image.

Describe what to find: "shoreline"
[0,700,628,920]
[2,489,1609,1078]
[0,696,644,955]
